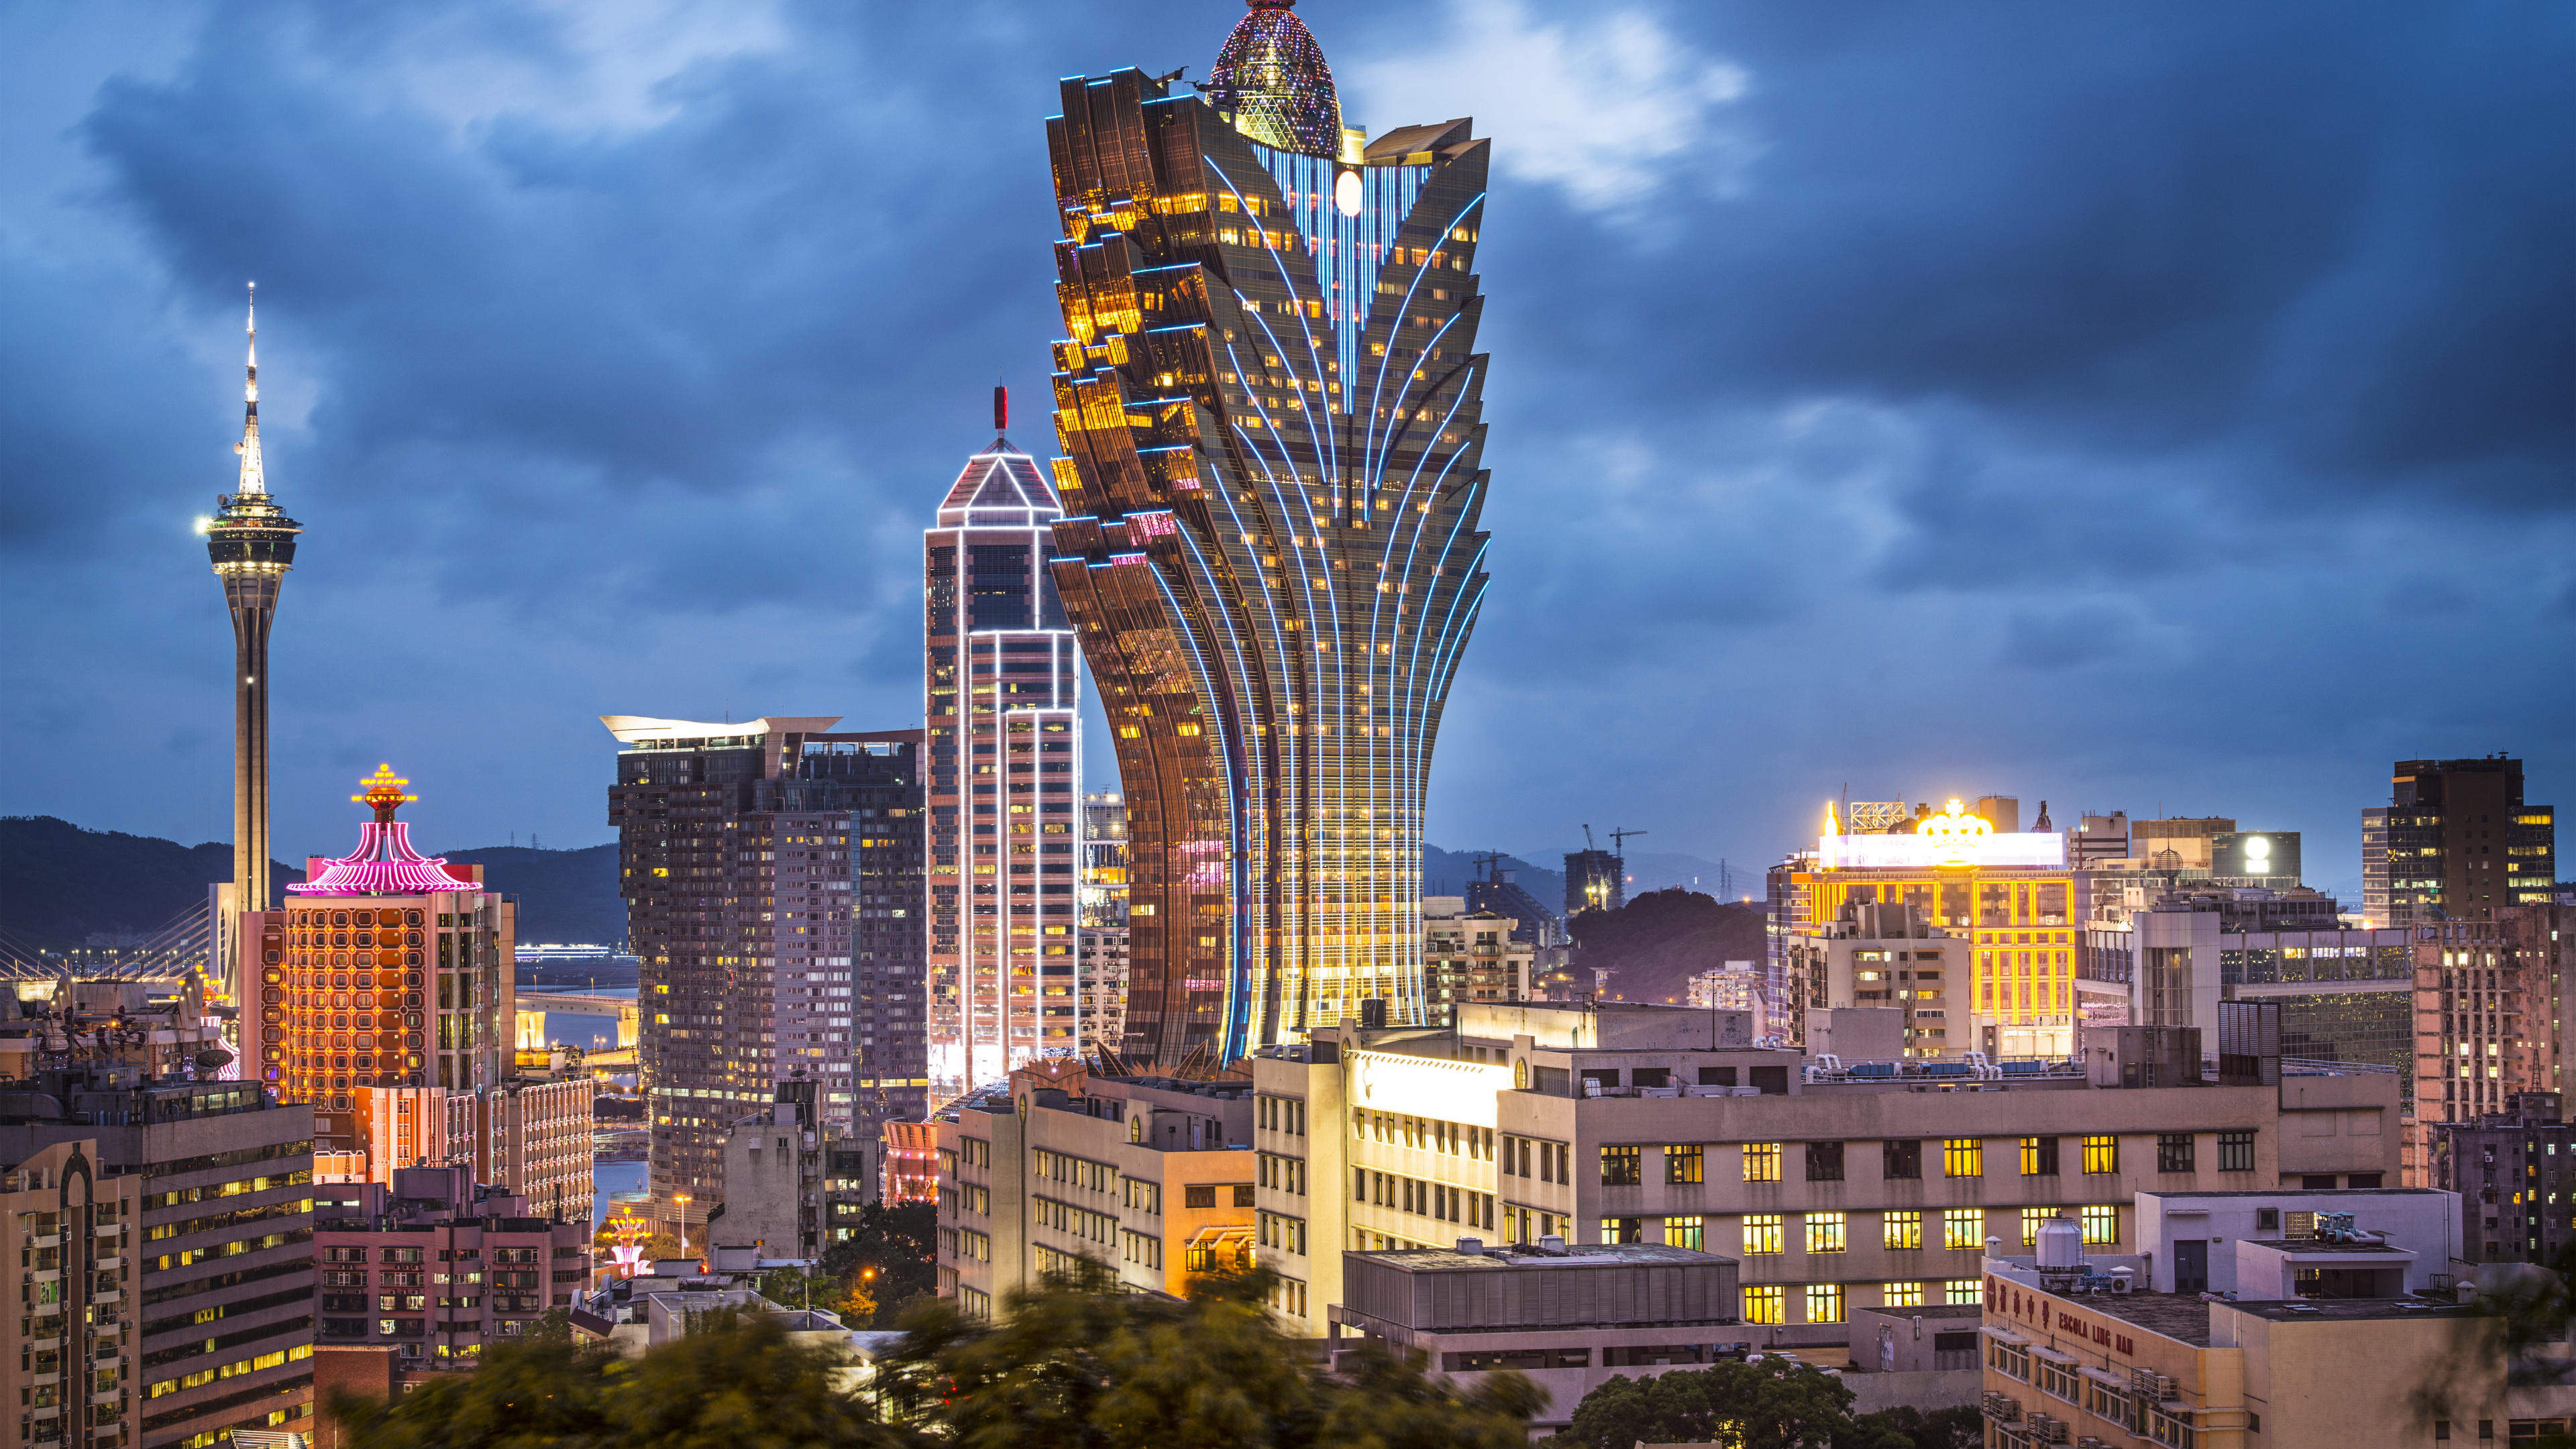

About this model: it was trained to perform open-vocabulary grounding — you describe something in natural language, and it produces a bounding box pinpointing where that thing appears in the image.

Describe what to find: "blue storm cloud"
[1,0,2567,899]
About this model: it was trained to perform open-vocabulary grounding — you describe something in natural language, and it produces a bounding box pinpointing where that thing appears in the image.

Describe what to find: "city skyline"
[3,1,2569,902]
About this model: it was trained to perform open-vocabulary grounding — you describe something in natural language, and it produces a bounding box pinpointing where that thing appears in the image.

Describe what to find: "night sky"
[5,0,2569,906]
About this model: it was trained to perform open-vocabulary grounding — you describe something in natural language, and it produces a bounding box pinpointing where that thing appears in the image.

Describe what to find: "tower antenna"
[994,375,1008,435]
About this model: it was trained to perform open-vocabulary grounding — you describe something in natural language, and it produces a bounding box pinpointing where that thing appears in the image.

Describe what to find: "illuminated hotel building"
[1784,801,2089,1058]
[924,394,1083,1099]
[205,284,303,1004]
[254,765,515,1148]
[1042,1,1493,1070]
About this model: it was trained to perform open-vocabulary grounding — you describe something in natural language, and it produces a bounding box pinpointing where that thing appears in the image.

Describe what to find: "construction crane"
[1472,850,1507,882]
[1609,827,1648,853]
[1581,824,1596,850]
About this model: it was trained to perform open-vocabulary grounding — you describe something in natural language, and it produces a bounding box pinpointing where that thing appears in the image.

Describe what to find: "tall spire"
[235,282,265,495]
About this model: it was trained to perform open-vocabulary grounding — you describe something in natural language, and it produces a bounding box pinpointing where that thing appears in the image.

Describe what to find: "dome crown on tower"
[1208,0,1343,156]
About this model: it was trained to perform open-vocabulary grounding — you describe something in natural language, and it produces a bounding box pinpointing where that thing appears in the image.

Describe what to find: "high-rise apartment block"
[2426,1090,2573,1269]
[314,1165,589,1368]
[2365,755,2555,926]
[0,1069,319,1449]
[604,716,926,1230]
[255,766,514,1145]
[1079,791,1132,1056]
[923,408,1083,1097]
[1421,897,1532,1016]
[2408,904,2572,1175]
[1040,3,1493,1071]
[204,286,303,964]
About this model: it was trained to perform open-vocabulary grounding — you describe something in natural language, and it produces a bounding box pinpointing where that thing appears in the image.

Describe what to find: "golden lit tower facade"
[925,389,1084,1099]
[1043,1,1493,1069]
[204,284,303,951]
[252,765,515,1147]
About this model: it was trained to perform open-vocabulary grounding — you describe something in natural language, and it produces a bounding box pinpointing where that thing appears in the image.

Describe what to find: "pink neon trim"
[287,822,480,896]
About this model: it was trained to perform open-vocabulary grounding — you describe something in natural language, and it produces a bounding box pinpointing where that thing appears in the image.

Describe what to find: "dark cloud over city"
[3,0,2568,901]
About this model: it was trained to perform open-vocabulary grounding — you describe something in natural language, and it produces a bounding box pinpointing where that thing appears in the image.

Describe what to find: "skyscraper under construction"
[1043,0,1493,1069]
[205,284,303,997]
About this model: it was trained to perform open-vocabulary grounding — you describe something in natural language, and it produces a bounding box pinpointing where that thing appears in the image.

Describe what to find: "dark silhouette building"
[1042,1,1494,1069]
[2364,755,2555,925]
[603,718,925,1233]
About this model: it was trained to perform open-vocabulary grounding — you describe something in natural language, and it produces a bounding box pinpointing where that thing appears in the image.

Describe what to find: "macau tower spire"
[205,283,303,928]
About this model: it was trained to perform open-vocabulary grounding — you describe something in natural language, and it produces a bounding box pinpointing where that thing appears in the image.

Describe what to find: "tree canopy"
[329,1263,1542,1449]
[1544,1360,1980,1449]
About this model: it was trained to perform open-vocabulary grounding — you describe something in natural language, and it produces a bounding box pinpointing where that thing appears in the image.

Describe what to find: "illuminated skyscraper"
[205,284,302,969]
[260,765,515,1146]
[1044,1,1493,1069]
[924,390,1083,1100]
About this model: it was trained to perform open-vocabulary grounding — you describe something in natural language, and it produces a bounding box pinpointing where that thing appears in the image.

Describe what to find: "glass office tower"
[1042,0,1493,1071]
[925,409,1083,1100]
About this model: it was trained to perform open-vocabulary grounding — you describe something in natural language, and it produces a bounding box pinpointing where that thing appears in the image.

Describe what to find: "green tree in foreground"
[1545,1358,1974,1449]
[330,1311,902,1449]
[1548,1358,1860,1449]
[331,1262,1540,1449]
[875,1259,1540,1449]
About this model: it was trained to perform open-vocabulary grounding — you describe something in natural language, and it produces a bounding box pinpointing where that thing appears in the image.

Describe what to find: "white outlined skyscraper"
[924,390,1083,1100]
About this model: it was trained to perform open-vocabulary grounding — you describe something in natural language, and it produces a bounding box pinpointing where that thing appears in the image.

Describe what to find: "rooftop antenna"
[994,374,1008,436]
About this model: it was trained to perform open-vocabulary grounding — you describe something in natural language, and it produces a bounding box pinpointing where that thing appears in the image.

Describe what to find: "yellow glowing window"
[1742,1143,1782,1183]
[1943,1139,1983,1178]
[1806,1283,1845,1324]
[2081,1135,2118,1175]
[1741,1214,1782,1254]
[1883,1281,1924,1308]
[1882,1211,1922,1251]
[1743,1285,1784,1324]
[1943,1209,1984,1251]
[1806,1212,1846,1254]
[2081,1205,2118,1245]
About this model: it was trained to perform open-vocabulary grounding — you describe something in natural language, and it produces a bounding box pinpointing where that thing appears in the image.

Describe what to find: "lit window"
[1663,1216,1704,1250]
[1883,1281,1924,1308]
[1807,1212,1847,1254]
[2022,1208,2055,1246]
[1945,1279,1984,1305]
[1943,1139,1984,1178]
[1664,1144,1704,1185]
[2081,1205,2118,1246]
[1883,1211,1923,1251]
[1743,1285,1784,1324]
[1743,1143,1782,1183]
[1805,1283,1845,1324]
[2082,1135,2118,1175]
[1742,1214,1783,1255]
[1943,1209,1984,1252]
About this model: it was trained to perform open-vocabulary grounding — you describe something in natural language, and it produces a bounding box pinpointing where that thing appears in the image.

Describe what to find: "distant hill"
[0,816,305,951]
[1421,845,1566,914]
[439,845,624,945]
[0,817,623,952]
[1529,846,1748,902]
[1568,887,1769,1006]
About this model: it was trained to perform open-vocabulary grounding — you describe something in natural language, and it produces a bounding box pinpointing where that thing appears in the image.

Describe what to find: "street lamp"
[674,1192,693,1259]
